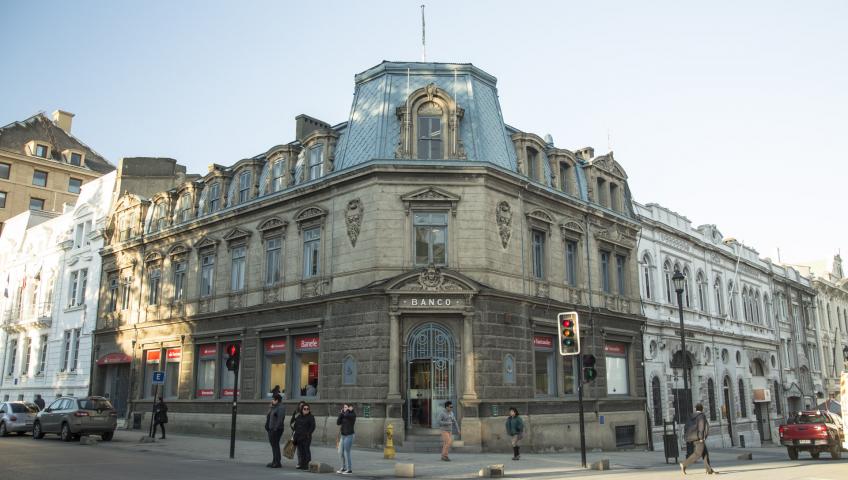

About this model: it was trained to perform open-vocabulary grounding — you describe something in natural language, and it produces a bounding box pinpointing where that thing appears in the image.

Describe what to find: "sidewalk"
[100,428,789,479]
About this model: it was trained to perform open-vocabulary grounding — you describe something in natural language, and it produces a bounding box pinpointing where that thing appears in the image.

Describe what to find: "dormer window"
[238,170,252,203]
[69,152,82,166]
[396,82,465,160]
[178,193,192,222]
[417,102,443,159]
[35,144,49,158]
[272,158,285,191]
[207,182,220,213]
[307,145,323,180]
[527,148,539,180]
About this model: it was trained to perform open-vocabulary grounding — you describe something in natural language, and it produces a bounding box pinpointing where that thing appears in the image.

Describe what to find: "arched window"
[642,254,653,300]
[742,288,750,322]
[714,277,724,315]
[696,271,708,312]
[683,267,691,308]
[763,294,771,327]
[147,201,167,233]
[417,102,443,160]
[707,378,717,421]
[723,376,734,422]
[728,281,737,319]
[651,376,662,426]
[738,378,747,417]
[754,292,761,324]
[663,261,673,303]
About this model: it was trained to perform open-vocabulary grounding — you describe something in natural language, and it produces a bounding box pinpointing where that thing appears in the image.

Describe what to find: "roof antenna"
[421,4,427,61]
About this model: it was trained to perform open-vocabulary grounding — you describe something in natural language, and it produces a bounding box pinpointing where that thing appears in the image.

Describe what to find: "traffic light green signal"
[582,354,597,382]
[557,312,580,356]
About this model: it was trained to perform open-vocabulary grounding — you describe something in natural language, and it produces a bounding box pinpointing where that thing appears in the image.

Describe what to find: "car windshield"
[794,413,827,424]
[78,398,114,411]
[10,403,39,414]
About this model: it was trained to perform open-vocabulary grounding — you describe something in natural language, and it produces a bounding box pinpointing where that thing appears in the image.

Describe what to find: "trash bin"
[133,413,143,430]
[662,421,679,463]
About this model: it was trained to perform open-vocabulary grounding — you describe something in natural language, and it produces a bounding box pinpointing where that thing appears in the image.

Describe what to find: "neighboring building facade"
[636,202,783,448]
[806,255,848,400]
[0,172,116,403]
[91,61,648,451]
[0,111,114,232]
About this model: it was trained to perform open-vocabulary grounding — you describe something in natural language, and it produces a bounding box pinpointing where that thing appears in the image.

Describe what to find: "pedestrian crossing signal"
[225,343,240,371]
[557,312,580,356]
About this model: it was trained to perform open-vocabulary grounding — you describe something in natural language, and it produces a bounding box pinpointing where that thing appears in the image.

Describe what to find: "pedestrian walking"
[438,401,461,461]
[153,396,168,439]
[33,394,45,411]
[680,403,714,475]
[505,407,525,461]
[336,403,356,475]
[293,402,316,470]
[265,393,286,468]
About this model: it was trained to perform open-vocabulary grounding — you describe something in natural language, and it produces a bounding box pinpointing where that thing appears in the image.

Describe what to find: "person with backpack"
[505,407,525,461]
[681,403,715,474]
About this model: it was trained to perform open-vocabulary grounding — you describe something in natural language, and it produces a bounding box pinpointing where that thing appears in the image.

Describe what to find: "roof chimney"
[51,110,74,134]
[576,146,594,161]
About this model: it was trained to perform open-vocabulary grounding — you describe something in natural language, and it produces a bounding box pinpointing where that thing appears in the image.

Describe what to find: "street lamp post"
[672,271,691,426]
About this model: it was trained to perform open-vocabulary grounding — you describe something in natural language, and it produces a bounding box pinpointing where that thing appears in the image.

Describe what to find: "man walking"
[33,394,45,411]
[680,403,714,475]
[438,401,461,461]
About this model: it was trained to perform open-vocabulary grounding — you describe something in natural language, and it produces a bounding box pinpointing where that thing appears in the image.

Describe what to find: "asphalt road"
[1,432,847,480]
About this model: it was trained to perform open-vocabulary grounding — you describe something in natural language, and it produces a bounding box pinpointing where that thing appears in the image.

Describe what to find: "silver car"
[0,401,39,436]
[32,396,117,441]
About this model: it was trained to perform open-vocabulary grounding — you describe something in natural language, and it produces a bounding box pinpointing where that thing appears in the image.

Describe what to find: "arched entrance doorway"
[723,376,736,446]
[406,322,456,429]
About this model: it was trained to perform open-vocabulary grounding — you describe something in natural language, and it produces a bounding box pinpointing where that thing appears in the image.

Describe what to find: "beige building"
[0,110,114,232]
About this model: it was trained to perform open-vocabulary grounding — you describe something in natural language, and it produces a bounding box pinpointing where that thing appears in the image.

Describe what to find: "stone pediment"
[525,209,554,225]
[294,206,327,226]
[194,236,219,251]
[385,265,478,294]
[401,187,460,216]
[168,243,189,256]
[594,225,637,249]
[592,154,627,179]
[257,216,288,233]
[223,227,252,243]
[144,251,163,263]
[560,220,584,236]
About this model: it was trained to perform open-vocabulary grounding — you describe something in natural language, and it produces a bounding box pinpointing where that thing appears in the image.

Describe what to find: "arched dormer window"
[205,182,221,215]
[307,144,324,180]
[238,169,252,203]
[559,160,574,195]
[526,147,540,181]
[146,201,168,234]
[175,192,193,223]
[396,82,465,160]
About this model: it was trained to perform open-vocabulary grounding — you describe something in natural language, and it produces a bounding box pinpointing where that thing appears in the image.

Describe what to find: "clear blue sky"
[2,0,846,269]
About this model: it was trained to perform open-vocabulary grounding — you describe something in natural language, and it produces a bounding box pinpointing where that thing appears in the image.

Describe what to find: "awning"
[96,352,132,365]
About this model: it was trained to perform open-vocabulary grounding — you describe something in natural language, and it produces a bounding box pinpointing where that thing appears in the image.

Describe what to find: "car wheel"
[0,422,7,437]
[101,431,114,441]
[32,422,44,440]
[811,451,820,459]
[831,443,842,460]
[787,447,799,460]
[60,423,73,442]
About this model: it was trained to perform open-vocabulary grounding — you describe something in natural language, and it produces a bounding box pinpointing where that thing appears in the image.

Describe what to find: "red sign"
[296,336,320,352]
[96,352,132,365]
[146,350,161,363]
[265,339,287,354]
[199,344,217,358]
[222,389,240,397]
[166,348,181,361]
[533,336,553,350]
[604,343,626,355]
[196,389,214,397]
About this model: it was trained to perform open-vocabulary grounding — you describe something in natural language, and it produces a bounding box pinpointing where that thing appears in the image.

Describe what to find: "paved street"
[1,429,846,480]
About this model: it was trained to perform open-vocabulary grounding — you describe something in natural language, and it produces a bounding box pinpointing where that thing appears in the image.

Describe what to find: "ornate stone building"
[804,255,848,400]
[90,61,647,451]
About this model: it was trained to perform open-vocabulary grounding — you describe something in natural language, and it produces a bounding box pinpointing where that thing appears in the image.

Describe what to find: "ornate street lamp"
[672,270,692,423]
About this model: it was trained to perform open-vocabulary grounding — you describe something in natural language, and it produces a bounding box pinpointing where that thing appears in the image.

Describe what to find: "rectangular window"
[70,328,81,372]
[107,274,119,312]
[69,152,82,166]
[208,183,220,213]
[164,348,180,399]
[21,336,32,376]
[35,144,48,158]
[68,178,82,193]
[605,342,629,395]
[533,336,556,396]
[303,227,321,278]
[37,334,48,374]
[33,170,48,187]
[238,171,251,203]
[173,260,186,301]
[413,211,447,266]
[531,229,546,279]
[600,251,611,293]
[0,162,9,179]
[272,160,285,191]
[565,240,578,286]
[308,145,323,180]
[263,338,287,398]
[121,272,132,310]
[559,163,571,194]
[230,246,246,291]
[616,254,626,294]
[609,183,619,211]
[148,267,161,305]
[68,269,87,307]
[29,198,45,210]
[196,344,217,398]
[61,330,71,372]
[265,237,282,286]
[596,177,607,206]
[7,338,18,376]
[179,194,192,222]
[295,336,320,398]
[527,149,538,180]
[74,223,84,248]
[220,342,240,397]
[0,191,6,208]
[417,117,443,159]
[143,350,161,399]
[200,253,215,297]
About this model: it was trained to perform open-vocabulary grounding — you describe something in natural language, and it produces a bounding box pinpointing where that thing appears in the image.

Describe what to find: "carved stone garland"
[496,201,512,249]
[345,199,363,247]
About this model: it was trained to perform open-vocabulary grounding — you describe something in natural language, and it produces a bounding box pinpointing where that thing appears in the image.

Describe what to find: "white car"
[0,401,40,436]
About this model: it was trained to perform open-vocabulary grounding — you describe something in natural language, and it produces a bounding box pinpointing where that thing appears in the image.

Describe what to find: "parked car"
[32,396,117,442]
[0,401,40,436]
[778,410,844,460]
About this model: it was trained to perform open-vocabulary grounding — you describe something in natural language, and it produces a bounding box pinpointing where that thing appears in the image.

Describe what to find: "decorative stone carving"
[263,288,279,303]
[395,83,466,159]
[534,281,549,298]
[345,199,363,247]
[393,265,466,292]
[495,201,512,248]
[302,279,329,298]
[199,299,211,314]
[401,187,460,216]
[229,293,244,309]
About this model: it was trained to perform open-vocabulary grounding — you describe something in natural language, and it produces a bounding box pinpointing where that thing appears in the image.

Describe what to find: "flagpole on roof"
[421,4,426,62]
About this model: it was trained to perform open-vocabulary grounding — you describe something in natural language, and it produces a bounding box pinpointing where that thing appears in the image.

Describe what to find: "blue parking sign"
[152,371,166,385]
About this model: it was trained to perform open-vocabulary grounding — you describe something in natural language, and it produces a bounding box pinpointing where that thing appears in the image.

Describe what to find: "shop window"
[164,348,180,399]
[220,342,240,397]
[294,336,320,398]
[605,342,629,395]
[196,344,217,398]
[342,355,357,386]
[143,350,161,399]
[413,211,447,266]
[533,335,556,396]
[263,338,287,398]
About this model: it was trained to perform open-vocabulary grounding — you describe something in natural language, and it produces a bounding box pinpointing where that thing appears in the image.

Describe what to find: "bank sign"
[399,295,464,309]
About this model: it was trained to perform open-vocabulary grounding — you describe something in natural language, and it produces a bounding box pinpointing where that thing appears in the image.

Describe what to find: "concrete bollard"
[736,452,753,460]
[79,436,99,446]
[590,459,610,471]
[478,464,505,477]
[308,462,335,473]
[395,463,415,478]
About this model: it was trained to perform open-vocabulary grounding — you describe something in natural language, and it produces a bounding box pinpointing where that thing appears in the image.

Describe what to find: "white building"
[635,202,783,448]
[0,171,116,403]
[804,255,848,400]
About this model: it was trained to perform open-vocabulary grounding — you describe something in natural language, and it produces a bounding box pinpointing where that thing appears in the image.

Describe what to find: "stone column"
[462,312,478,400]
[387,312,401,399]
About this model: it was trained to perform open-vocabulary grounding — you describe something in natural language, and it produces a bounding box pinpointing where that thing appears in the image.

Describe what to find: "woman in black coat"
[153,396,168,439]
[292,403,316,470]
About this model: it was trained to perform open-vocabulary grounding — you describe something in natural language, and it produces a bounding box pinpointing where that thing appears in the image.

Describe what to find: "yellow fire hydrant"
[383,423,396,459]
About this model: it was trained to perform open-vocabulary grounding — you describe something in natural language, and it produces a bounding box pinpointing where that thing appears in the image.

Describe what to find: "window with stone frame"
[531,229,546,279]
[413,211,448,266]
[697,271,708,312]
[265,237,283,286]
[533,335,556,397]
[526,147,539,181]
[302,227,321,279]
[714,277,724,315]
[641,253,653,300]
[565,239,579,287]
[238,169,252,204]
[36,334,47,375]
[738,378,747,417]
[663,261,673,303]
[596,177,607,207]
[230,245,246,292]
[397,83,464,161]
[120,269,133,310]
[107,273,119,312]
[147,266,161,305]
[559,161,573,194]
[172,256,187,302]
[272,157,286,192]
[207,182,221,213]
[616,254,627,295]
[600,251,611,293]
[728,281,737,319]
[67,268,88,308]
[417,104,443,160]
[148,201,168,233]
[177,192,193,223]
[707,378,717,421]
[200,250,216,298]
[682,267,692,308]
[307,145,324,180]
[651,376,663,426]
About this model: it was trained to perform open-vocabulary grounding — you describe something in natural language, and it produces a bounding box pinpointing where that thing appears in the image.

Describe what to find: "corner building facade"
[91,62,647,451]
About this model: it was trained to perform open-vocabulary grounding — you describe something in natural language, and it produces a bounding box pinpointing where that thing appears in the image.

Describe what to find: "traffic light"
[225,343,240,372]
[582,354,597,382]
[557,312,580,356]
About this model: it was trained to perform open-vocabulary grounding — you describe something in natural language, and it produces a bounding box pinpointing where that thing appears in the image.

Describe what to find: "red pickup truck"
[778,410,844,460]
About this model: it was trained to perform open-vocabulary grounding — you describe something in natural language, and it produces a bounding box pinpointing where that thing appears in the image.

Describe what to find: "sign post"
[149,371,165,438]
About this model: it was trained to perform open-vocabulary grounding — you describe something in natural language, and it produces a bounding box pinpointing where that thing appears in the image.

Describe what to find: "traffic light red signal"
[557,312,580,356]
[225,343,241,371]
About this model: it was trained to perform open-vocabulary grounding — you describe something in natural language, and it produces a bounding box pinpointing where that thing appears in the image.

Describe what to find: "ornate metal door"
[407,323,456,428]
